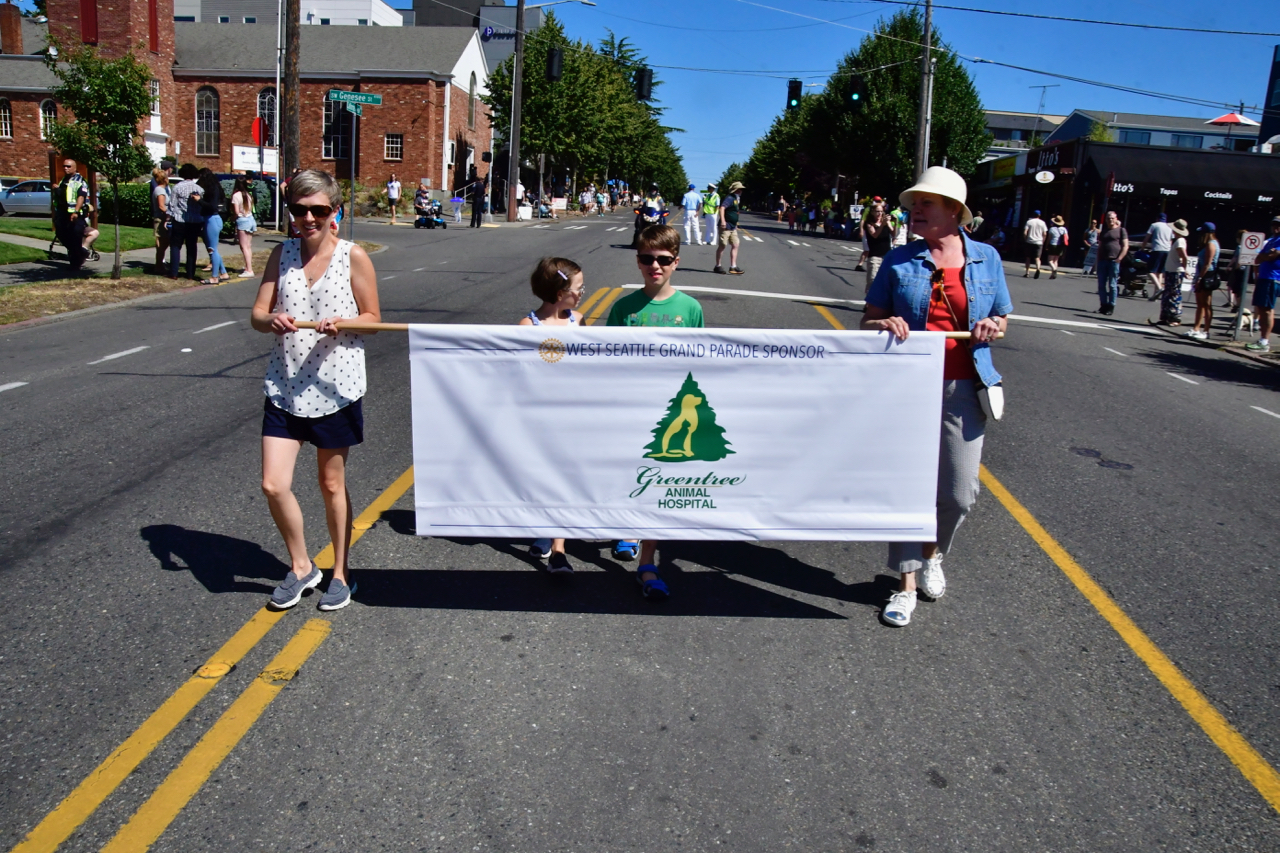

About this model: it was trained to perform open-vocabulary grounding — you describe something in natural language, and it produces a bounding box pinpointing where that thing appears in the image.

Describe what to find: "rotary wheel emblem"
[539,338,566,363]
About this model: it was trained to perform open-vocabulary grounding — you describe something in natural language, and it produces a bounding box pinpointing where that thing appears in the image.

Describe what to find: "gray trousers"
[888,379,986,574]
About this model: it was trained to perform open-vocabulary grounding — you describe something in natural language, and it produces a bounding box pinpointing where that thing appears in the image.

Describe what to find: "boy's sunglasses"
[288,203,335,219]
[636,253,677,267]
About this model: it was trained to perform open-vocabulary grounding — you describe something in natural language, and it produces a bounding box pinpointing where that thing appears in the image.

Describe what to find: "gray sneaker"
[270,563,321,609]
[318,577,357,611]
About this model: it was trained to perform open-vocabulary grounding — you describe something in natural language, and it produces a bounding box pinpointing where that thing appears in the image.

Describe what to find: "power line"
[814,0,1280,39]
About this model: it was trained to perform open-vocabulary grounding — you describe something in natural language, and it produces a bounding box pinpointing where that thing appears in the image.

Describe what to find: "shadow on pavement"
[1139,347,1280,390]
[369,508,866,618]
[141,524,282,594]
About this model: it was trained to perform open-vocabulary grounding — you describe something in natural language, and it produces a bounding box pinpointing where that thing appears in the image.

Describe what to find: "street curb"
[0,280,223,335]
[1143,316,1279,369]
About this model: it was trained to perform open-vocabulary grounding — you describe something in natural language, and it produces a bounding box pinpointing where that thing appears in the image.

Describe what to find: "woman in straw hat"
[1159,219,1190,325]
[861,166,1013,628]
[1046,214,1068,279]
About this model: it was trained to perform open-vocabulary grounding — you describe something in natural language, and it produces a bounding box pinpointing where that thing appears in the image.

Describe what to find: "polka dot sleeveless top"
[263,238,365,417]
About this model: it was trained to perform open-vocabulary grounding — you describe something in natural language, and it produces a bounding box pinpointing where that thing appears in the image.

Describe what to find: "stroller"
[414,197,447,229]
[1119,249,1152,298]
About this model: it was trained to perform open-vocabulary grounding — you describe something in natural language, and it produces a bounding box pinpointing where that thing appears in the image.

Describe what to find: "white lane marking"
[181,348,192,353]
[1167,372,1199,385]
[802,242,811,247]
[786,239,800,246]
[532,224,551,229]
[1103,347,1128,357]
[88,346,149,365]
[0,381,28,393]
[1008,313,1160,334]
[413,267,426,272]
[564,225,588,230]
[843,245,858,251]
[193,320,236,334]
[1251,406,1280,420]
[1061,330,1075,335]
[384,275,397,280]
[620,283,862,306]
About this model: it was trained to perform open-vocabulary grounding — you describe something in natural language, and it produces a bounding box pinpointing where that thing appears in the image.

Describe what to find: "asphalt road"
[2,210,1279,852]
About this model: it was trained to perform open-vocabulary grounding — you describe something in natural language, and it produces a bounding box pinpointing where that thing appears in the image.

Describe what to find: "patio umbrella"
[1205,112,1260,145]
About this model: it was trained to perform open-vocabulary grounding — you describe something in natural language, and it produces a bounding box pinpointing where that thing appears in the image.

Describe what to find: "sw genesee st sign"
[327,90,382,106]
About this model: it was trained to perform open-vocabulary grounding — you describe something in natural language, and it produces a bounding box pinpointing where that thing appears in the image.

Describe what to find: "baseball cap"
[688,183,695,189]
[1198,221,1216,232]
[1033,209,1041,216]
[1271,215,1280,224]
[872,196,883,202]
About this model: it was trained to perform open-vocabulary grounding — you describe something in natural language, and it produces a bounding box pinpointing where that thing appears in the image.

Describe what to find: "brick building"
[0,0,492,196]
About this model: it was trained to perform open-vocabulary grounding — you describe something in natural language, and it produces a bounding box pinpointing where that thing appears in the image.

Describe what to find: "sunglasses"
[636,253,677,267]
[288,203,335,219]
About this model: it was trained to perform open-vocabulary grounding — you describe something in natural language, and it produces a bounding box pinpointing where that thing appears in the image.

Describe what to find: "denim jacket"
[866,231,1014,387]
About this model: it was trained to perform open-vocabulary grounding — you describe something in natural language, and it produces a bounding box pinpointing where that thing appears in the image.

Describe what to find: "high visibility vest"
[702,193,719,215]
[63,174,86,213]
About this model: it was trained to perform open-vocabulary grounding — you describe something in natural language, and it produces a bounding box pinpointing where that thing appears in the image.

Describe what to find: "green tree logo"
[643,373,734,462]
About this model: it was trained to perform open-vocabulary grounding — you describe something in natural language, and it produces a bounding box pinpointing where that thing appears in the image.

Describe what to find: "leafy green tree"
[484,14,686,203]
[736,9,986,203]
[715,162,746,195]
[1086,120,1115,143]
[44,42,154,279]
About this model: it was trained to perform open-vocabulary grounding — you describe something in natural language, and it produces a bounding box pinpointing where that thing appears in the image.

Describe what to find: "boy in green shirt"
[607,224,705,598]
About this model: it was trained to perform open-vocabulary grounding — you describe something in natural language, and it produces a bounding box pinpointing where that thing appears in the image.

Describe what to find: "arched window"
[257,87,277,147]
[468,72,476,129]
[0,100,11,138]
[39,99,56,140]
[195,87,219,156]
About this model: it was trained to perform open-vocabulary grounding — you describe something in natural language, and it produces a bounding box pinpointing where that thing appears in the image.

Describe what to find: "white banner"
[409,325,945,541]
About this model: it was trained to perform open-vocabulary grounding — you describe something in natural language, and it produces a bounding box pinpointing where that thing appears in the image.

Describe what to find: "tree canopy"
[735,9,988,205]
[483,15,687,201]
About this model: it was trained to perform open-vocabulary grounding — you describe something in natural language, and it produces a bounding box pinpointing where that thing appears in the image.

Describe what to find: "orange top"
[926,267,978,381]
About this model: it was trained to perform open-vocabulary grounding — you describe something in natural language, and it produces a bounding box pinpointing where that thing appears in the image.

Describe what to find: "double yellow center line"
[12,467,417,853]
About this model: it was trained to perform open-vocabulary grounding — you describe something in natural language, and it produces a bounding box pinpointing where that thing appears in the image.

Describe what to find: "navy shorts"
[262,397,364,449]
[1253,277,1279,310]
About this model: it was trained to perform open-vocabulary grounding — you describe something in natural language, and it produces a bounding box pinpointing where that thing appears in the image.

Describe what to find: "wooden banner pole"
[293,321,1002,339]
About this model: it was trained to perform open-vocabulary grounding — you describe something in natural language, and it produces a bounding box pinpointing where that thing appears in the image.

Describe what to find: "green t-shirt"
[721,193,740,229]
[606,289,705,328]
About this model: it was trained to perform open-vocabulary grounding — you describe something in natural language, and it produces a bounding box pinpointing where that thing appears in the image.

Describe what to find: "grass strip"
[0,276,201,326]
[0,218,154,252]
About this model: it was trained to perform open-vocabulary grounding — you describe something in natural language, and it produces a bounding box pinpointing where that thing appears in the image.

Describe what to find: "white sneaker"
[920,553,946,600]
[881,590,917,627]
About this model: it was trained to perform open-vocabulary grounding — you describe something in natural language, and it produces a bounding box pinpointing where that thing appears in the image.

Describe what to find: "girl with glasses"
[518,256,586,575]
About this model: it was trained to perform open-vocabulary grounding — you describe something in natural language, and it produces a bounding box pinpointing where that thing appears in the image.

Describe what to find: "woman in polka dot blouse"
[251,169,381,612]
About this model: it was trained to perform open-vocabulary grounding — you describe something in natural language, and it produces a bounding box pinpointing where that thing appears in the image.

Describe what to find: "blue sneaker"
[318,577,357,611]
[270,563,321,609]
[529,538,553,559]
[612,540,639,561]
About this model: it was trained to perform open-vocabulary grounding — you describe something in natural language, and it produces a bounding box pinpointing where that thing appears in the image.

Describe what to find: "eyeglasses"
[62,163,75,169]
[288,203,335,219]
[636,253,677,267]
[562,288,586,298]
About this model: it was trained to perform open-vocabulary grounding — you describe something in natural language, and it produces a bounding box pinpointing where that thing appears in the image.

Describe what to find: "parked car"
[0,180,53,215]
[0,176,32,192]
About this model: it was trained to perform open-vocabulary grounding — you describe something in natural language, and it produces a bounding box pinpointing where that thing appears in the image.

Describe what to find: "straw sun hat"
[898,166,973,227]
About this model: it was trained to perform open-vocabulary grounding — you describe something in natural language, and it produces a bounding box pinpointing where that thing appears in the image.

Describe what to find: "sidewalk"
[0,229,282,289]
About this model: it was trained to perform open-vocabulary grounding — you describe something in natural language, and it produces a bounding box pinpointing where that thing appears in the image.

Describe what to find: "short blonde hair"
[152,167,168,185]
[288,169,342,208]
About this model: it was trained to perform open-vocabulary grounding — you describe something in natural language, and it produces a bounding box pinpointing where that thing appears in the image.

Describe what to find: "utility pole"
[506,0,525,223]
[283,0,300,199]
[913,0,932,179]
[1029,84,1060,147]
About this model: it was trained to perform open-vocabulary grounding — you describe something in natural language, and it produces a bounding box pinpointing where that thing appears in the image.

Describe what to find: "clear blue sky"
[521,0,1278,187]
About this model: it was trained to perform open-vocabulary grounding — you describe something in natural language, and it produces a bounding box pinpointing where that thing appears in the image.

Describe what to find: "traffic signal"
[848,75,867,113]
[787,79,802,111]
[635,67,653,101]
[546,48,563,83]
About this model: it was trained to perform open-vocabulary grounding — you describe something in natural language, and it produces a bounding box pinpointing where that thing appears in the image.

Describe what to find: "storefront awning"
[1081,143,1280,206]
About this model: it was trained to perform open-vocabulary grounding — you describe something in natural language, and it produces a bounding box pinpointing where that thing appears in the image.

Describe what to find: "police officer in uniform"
[55,159,91,270]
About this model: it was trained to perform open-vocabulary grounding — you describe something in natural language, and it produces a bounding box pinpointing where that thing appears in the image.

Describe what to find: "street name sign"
[327,90,382,106]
